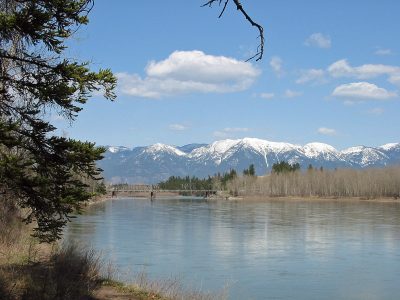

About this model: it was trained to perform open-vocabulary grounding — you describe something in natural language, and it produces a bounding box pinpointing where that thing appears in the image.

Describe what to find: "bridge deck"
[108,189,218,193]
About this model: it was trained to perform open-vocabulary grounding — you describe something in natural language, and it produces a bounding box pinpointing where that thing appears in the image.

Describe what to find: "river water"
[64,197,400,299]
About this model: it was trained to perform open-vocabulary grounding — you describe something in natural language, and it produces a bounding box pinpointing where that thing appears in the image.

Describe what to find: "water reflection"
[64,198,400,300]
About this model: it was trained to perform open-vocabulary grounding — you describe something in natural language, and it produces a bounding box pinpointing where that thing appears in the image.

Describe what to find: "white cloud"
[169,124,188,131]
[270,56,284,77]
[284,89,302,98]
[332,82,397,100]
[259,92,275,99]
[213,127,250,138]
[366,107,384,115]
[296,69,325,84]
[117,50,261,99]
[389,74,400,87]
[328,59,400,79]
[305,33,331,49]
[317,127,337,136]
[375,48,393,56]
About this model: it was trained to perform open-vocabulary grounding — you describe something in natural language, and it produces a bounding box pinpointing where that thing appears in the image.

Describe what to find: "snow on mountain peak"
[101,138,400,183]
[209,139,241,154]
[380,143,399,151]
[239,138,299,153]
[303,143,338,159]
[192,138,298,157]
[341,146,365,155]
[108,146,130,153]
[341,146,388,167]
[189,139,241,164]
[146,143,186,156]
[304,142,337,152]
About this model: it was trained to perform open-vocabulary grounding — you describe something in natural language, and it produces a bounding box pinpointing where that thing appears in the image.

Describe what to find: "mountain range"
[99,138,400,184]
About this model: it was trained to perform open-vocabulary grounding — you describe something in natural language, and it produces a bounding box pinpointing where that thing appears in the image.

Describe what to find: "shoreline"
[239,195,400,203]
[86,193,400,205]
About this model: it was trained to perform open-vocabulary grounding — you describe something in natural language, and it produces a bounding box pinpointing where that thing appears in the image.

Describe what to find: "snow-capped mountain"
[99,138,400,184]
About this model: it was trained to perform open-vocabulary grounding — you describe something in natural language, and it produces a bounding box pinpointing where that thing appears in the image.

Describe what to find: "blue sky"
[59,0,400,150]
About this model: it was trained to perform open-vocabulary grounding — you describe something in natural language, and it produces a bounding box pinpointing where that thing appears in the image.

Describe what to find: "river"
[64,197,400,299]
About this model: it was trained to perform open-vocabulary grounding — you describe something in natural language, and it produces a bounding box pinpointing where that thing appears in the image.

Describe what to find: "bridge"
[107,184,219,198]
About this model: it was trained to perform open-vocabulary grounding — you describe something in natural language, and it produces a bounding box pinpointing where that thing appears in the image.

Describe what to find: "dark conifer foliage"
[0,0,116,242]
[243,164,255,176]
[272,161,301,174]
[158,176,214,191]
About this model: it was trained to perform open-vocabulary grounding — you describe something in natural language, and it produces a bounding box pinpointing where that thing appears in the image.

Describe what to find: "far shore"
[237,195,400,203]
[85,193,400,206]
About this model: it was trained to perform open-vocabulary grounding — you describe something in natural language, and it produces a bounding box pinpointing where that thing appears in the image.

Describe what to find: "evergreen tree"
[272,161,301,174]
[248,164,255,176]
[243,164,255,176]
[0,0,116,242]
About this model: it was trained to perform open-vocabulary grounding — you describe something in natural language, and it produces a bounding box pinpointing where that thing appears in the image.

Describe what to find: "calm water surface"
[64,198,400,299]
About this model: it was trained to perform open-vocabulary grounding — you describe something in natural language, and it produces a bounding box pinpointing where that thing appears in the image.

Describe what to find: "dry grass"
[1,242,103,299]
[132,271,227,300]
[101,270,228,300]
[20,243,102,300]
[1,197,102,299]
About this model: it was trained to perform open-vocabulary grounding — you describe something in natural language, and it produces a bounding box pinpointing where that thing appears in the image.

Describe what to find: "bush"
[21,243,102,300]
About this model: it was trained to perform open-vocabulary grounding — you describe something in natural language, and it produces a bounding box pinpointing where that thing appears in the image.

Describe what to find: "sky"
[58,0,400,150]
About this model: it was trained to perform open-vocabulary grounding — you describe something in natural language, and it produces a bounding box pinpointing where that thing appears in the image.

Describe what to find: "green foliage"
[94,181,107,195]
[217,169,237,188]
[158,176,213,191]
[272,161,301,174]
[243,164,255,176]
[158,169,238,192]
[0,0,116,242]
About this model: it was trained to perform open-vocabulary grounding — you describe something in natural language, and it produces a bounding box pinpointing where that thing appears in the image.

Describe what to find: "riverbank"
[0,197,223,300]
[90,192,400,204]
[238,195,400,203]
[0,219,176,300]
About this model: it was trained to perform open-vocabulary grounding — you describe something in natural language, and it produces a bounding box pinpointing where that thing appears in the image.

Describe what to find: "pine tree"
[0,0,116,242]
[248,164,255,176]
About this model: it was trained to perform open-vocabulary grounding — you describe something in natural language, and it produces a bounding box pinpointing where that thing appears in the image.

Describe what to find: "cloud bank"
[117,50,261,99]
[332,82,397,100]
[328,59,400,80]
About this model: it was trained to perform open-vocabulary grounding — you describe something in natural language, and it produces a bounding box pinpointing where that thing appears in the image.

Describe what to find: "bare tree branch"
[202,0,264,61]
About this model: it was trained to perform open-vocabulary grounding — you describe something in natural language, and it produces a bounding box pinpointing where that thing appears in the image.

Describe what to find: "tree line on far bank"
[226,164,400,199]
[158,164,256,191]
[157,161,400,199]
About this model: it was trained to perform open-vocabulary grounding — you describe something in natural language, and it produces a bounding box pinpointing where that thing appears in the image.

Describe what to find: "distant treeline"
[158,176,214,190]
[226,166,400,199]
[158,169,241,191]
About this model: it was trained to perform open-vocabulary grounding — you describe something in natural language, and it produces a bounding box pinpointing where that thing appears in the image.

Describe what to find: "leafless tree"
[225,167,400,199]
[202,0,264,61]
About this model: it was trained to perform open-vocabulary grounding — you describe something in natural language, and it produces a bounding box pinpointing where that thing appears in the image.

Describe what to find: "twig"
[202,0,264,61]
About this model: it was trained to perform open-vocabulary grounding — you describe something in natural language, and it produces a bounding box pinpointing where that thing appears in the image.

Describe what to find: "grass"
[99,273,228,300]
[0,198,102,299]
[0,242,102,299]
